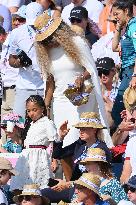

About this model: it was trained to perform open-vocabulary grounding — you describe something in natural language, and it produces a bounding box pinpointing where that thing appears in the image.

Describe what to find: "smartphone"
[48,178,59,187]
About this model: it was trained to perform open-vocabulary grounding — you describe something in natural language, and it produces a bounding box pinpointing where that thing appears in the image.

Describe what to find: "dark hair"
[97,161,113,178]
[26,95,47,116]
[112,0,134,16]
[95,57,115,70]
[0,26,6,35]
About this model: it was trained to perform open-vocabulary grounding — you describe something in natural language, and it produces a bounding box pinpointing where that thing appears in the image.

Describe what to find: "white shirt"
[125,130,136,177]
[8,24,44,90]
[0,188,8,205]
[0,33,19,87]
[118,200,134,205]
[61,0,104,24]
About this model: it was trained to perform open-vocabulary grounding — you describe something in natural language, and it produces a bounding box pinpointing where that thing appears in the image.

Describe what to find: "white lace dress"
[10,116,57,190]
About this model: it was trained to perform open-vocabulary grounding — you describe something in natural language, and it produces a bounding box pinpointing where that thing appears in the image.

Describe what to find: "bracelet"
[46,105,51,110]
[132,73,136,77]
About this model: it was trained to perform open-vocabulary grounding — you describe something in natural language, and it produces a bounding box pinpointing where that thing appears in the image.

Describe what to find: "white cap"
[12,5,27,19]
[26,2,44,25]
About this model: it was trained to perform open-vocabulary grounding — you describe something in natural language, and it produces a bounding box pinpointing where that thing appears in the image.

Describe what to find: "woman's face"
[0,170,12,185]
[100,69,115,86]
[37,0,51,9]
[85,161,100,173]
[26,101,44,122]
[127,190,136,203]
[112,7,128,26]
[79,127,97,142]
[21,196,42,205]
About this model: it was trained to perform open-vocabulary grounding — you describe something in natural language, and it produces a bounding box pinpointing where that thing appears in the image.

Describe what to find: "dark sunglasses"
[18,195,40,203]
[15,17,26,23]
[123,185,136,193]
[70,18,82,24]
[98,68,113,77]
[130,118,136,123]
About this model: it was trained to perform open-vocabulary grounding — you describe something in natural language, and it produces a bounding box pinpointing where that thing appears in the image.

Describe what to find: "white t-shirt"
[125,130,136,177]
[61,0,104,24]
[0,33,19,87]
[0,188,8,205]
[0,0,25,8]
[8,24,44,90]
[118,200,134,205]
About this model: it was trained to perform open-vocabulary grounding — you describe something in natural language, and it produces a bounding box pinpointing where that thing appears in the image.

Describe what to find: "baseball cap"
[69,6,88,20]
[127,175,136,189]
[12,5,27,19]
[0,157,17,176]
[26,2,45,25]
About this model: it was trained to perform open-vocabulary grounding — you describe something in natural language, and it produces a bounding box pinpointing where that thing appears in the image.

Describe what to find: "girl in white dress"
[10,95,59,191]
[34,14,113,180]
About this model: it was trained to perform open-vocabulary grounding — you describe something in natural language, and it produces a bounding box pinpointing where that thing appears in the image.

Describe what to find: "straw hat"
[123,87,136,111]
[71,25,85,36]
[34,11,62,42]
[80,148,107,164]
[0,157,17,176]
[13,184,49,204]
[75,173,101,196]
[73,112,104,129]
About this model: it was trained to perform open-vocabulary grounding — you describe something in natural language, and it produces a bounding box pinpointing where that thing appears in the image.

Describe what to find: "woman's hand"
[59,121,70,141]
[51,179,71,192]
[118,119,135,132]
[75,75,84,90]
[51,158,58,173]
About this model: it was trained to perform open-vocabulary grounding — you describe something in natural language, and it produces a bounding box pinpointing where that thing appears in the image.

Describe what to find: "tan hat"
[0,157,17,176]
[71,25,85,36]
[75,173,101,196]
[123,87,136,111]
[34,11,62,42]
[13,184,49,204]
[73,112,104,129]
[80,148,107,164]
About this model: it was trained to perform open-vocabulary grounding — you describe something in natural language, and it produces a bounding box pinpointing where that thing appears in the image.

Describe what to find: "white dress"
[10,116,58,190]
[49,35,113,148]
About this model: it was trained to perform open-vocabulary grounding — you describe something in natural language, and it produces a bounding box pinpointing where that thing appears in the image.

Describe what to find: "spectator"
[112,0,136,126]
[69,6,99,47]
[0,113,25,153]
[118,175,136,205]
[95,57,120,128]
[12,5,26,29]
[0,4,12,32]
[61,0,104,25]
[13,184,49,205]
[8,2,45,118]
[0,157,17,205]
[73,173,110,205]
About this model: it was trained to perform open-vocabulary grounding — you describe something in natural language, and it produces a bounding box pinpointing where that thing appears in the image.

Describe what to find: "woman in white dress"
[10,95,59,191]
[34,14,113,180]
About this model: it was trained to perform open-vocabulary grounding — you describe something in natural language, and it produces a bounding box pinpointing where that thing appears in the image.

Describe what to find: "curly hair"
[35,22,85,79]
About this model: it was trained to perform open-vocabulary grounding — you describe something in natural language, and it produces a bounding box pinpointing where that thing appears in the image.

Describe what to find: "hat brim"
[35,18,62,42]
[73,122,104,129]
[13,194,49,205]
[80,158,108,165]
[75,180,100,196]
[9,168,18,176]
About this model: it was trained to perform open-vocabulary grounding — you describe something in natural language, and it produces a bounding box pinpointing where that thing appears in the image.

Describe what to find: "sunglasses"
[98,68,114,77]
[130,118,136,123]
[18,195,40,203]
[123,185,136,193]
[70,18,82,24]
[14,17,26,23]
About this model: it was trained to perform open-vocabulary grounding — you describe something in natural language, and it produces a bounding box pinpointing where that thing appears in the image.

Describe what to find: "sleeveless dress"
[49,35,113,148]
[10,116,58,190]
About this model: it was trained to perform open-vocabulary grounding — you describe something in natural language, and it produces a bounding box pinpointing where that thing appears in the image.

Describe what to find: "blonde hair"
[35,23,85,79]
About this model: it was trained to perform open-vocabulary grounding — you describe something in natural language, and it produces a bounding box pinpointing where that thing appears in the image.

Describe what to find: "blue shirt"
[2,139,22,153]
[121,17,136,69]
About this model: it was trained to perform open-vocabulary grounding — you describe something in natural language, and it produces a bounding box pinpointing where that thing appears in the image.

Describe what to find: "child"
[10,95,59,191]
[0,113,24,153]
[0,157,17,205]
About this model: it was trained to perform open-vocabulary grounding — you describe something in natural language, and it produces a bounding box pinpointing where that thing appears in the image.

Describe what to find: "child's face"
[0,170,12,185]
[26,101,44,122]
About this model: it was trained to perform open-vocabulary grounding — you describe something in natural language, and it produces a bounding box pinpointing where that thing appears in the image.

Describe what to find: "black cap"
[95,57,115,71]
[127,175,136,189]
[69,6,88,20]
